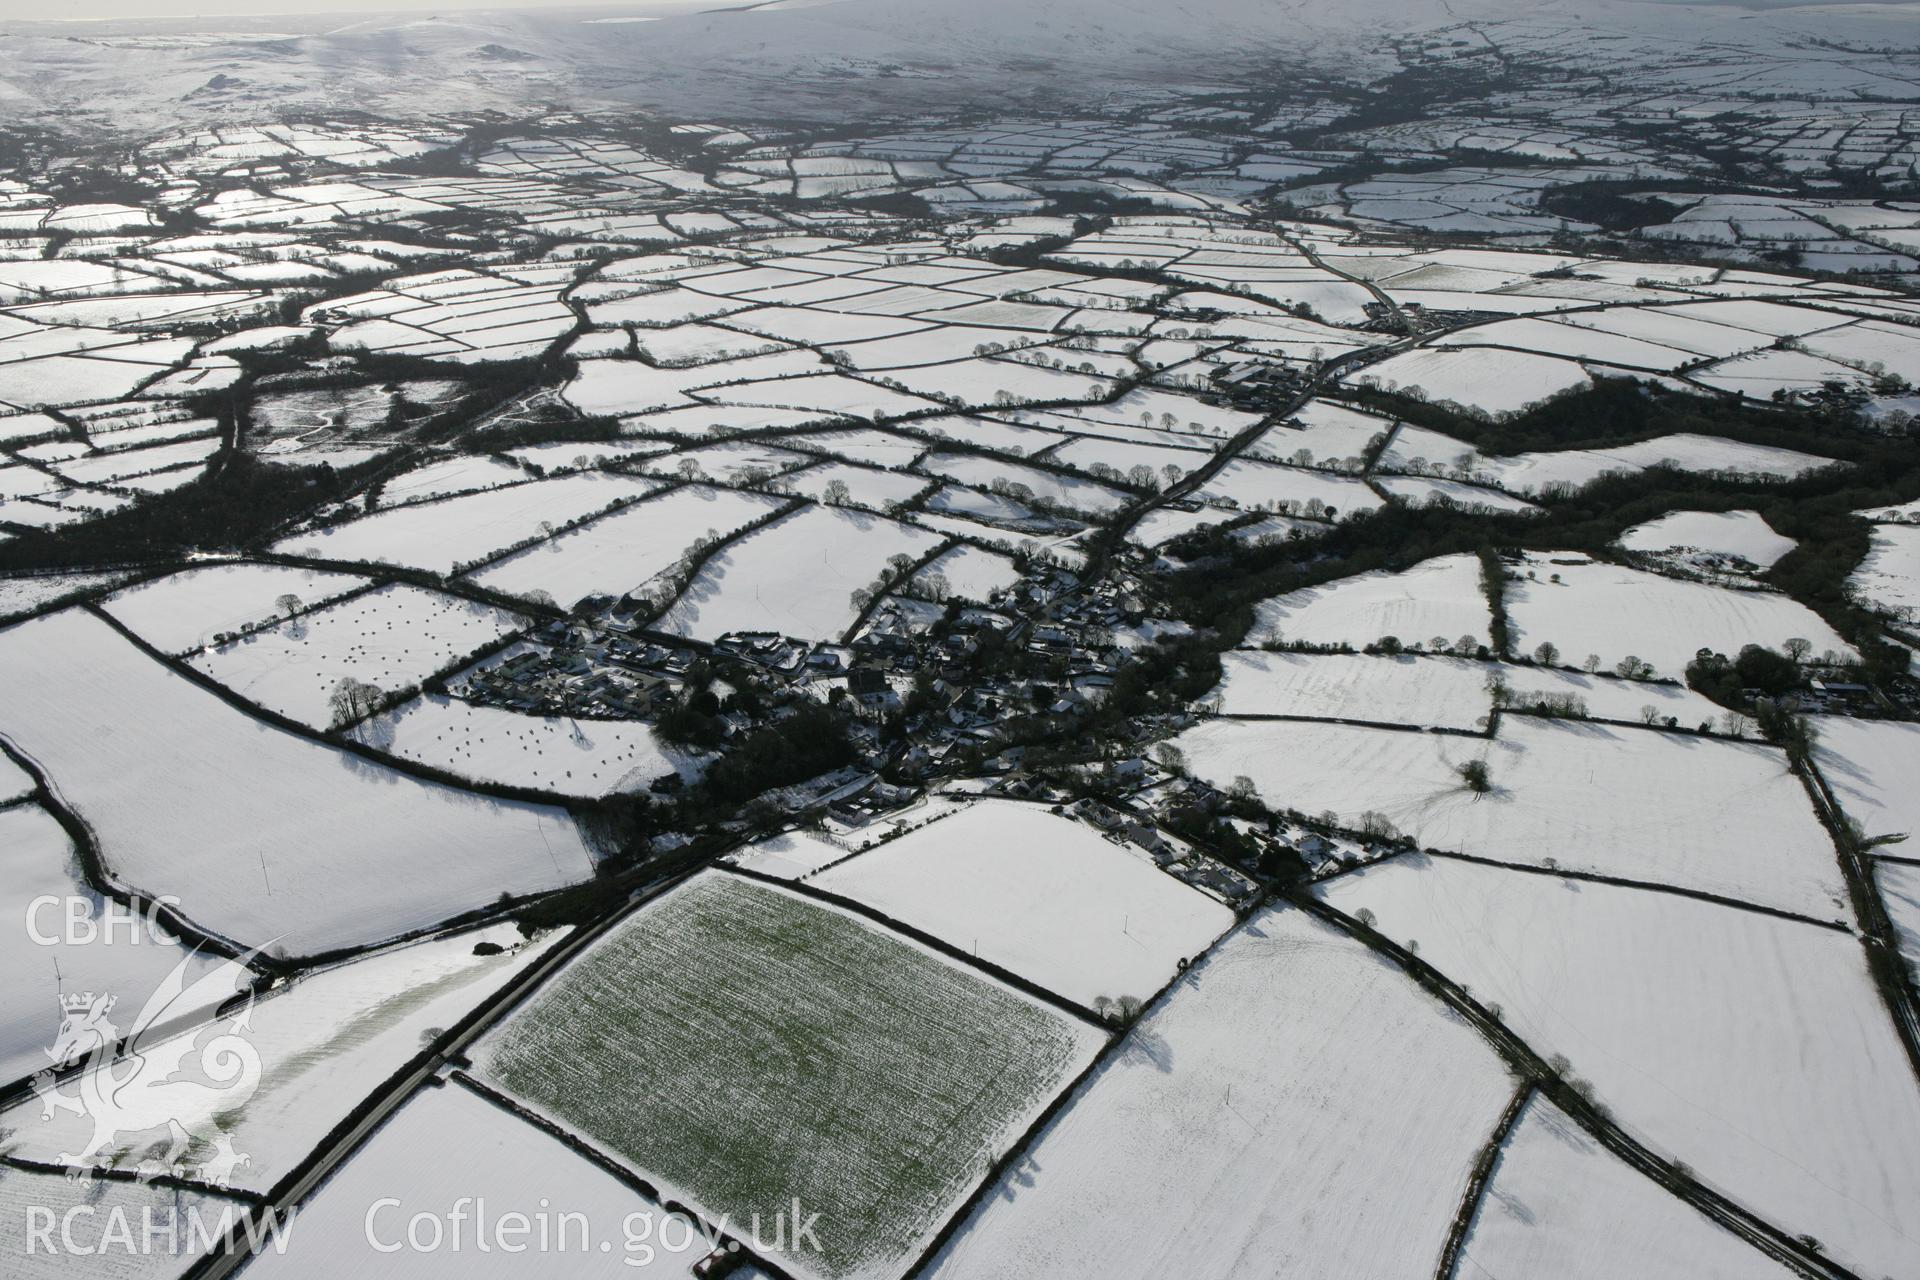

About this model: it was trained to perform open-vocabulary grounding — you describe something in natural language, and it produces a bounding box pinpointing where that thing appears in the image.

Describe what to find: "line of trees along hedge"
[0,453,372,572]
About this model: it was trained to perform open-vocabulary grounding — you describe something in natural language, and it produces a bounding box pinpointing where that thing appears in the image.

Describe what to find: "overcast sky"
[1,0,718,21]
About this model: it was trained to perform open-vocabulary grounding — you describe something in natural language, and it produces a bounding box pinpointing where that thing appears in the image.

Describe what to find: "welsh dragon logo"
[30,949,266,1188]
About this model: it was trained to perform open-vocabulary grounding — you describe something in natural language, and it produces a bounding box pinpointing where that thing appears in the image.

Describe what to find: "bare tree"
[328,677,385,729]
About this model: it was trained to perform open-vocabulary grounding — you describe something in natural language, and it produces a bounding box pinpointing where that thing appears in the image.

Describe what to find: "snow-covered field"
[726,827,858,880]
[909,542,1020,603]
[1498,664,1739,731]
[1879,860,1920,979]
[916,451,1129,516]
[658,504,942,642]
[1250,553,1491,650]
[0,568,140,621]
[0,610,594,956]
[1318,859,1920,1280]
[1351,346,1591,416]
[1176,716,1841,918]
[1616,509,1795,569]
[1,923,555,1192]
[274,472,661,575]
[355,695,695,797]
[926,906,1513,1280]
[1191,457,1383,519]
[1213,650,1493,731]
[102,562,369,654]
[188,584,526,729]
[1504,552,1854,677]
[0,801,245,1088]
[1479,434,1837,496]
[0,1167,242,1279]
[1812,716,1920,843]
[476,872,1102,1280]
[1847,523,1920,618]
[813,801,1233,1008]
[248,1080,701,1278]
[1458,1098,1795,1280]
[467,483,785,607]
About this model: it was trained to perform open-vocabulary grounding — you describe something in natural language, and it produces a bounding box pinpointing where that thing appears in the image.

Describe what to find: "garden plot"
[1617,508,1795,569]
[1213,651,1493,731]
[245,1081,701,1280]
[915,452,1129,517]
[813,801,1232,1009]
[1317,858,1920,1280]
[0,802,246,1089]
[469,484,785,608]
[925,906,1512,1280]
[1847,523,1920,618]
[1,923,554,1194]
[188,584,526,730]
[474,872,1103,1280]
[1251,553,1491,651]
[101,562,369,655]
[1812,716,1920,843]
[0,610,593,957]
[1192,458,1383,520]
[909,543,1020,603]
[274,471,661,576]
[354,696,694,798]
[1504,552,1855,677]
[1174,716,1841,919]
[1350,347,1592,417]
[1458,1097,1796,1280]
[660,505,942,643]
